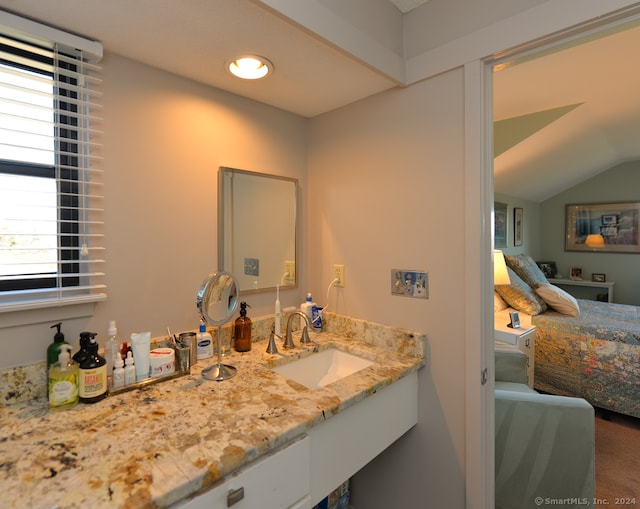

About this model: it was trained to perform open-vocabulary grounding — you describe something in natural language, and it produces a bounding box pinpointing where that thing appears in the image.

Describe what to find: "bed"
[495,254,640,419]
[532,299,640,418]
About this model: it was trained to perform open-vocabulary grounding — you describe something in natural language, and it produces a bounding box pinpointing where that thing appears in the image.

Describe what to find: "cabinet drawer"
[175,435,310,509]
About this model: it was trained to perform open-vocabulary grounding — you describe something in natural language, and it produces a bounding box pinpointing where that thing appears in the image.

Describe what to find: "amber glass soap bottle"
[234,302,252,352]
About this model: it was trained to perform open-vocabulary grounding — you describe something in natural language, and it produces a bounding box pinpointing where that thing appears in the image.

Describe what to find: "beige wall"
[0,53,308,368]
[405,0,548,58]
[3,3,639,508]
[308,69,467,508]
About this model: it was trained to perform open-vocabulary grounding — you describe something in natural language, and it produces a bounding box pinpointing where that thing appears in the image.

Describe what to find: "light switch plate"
[391,269,428,299]
[244,258,259,276]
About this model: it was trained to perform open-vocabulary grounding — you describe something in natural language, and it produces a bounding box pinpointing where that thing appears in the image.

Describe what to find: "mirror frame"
[196,271,240,326]
[218,166,298,295]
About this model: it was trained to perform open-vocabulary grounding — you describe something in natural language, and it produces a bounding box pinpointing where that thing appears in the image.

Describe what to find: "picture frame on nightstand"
[570,267,583,280]
[507,311,520,329]
[536,261,557,279]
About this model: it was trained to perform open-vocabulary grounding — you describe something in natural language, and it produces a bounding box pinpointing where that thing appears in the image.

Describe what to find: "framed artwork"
[513,207,523,246]
[570,267,583,280]
[592,273,606,282]
[566,202,640,253]
[494,202,507,248]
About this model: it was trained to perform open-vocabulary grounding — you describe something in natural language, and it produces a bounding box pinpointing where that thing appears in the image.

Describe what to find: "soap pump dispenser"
[72,331,91,365]
[48,344,79,411]
[234,302,252,352]
[47,322,70,371]
[78,332,107,404]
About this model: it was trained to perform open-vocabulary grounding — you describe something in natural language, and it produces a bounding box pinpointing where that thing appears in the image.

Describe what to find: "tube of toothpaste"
[130,331,151,381]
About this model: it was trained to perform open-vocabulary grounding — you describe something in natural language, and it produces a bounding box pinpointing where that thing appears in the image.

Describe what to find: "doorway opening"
[486,7,640,507]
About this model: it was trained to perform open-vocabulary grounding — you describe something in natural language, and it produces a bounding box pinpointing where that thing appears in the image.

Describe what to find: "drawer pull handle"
[227,487,245,507]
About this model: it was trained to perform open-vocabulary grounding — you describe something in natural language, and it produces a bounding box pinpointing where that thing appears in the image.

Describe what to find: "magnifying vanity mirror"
[218,167,298,294]
[197,271,239,381]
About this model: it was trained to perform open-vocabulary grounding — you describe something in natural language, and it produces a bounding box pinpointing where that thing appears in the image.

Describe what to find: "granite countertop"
[0,330,423,509]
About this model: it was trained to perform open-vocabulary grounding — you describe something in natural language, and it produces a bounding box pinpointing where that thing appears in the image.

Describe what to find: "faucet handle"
[266,327,280,354]
[300,326,311,345]
[283,328,295,349]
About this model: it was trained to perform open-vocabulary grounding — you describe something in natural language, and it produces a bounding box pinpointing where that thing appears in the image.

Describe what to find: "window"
[0,13,104,311]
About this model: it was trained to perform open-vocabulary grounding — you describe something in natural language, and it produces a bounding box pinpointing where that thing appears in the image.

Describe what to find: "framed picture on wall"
[565,201,640,253]
[513,207,523,246]
[494,202,507,248]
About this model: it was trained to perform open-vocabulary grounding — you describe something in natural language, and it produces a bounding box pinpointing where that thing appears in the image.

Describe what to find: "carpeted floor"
[595,409,640,508]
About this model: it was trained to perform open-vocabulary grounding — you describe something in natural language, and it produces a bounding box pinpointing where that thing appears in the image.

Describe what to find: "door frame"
[465,5,640,508]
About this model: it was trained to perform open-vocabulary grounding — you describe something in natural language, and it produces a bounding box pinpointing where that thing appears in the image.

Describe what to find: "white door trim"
[465,4,640,508]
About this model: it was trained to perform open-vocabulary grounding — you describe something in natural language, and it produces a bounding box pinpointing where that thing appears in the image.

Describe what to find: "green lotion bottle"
[46,322,70,371]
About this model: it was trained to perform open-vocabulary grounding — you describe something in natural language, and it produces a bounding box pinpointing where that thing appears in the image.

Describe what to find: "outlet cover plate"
[391,269,428,299]
[284,260,296,284]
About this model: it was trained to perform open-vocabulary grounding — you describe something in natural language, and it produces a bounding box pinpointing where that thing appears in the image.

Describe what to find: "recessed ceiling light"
[226,55,273,80]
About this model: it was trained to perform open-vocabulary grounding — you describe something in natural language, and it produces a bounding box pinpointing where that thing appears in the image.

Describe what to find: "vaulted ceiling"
[493,21,640,202]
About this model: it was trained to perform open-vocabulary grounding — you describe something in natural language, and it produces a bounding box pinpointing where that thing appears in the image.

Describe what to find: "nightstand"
[494,323,536,388]
[550,278,615,302]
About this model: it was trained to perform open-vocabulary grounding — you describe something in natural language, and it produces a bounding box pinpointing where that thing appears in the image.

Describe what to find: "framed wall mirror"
[218,167,298,294]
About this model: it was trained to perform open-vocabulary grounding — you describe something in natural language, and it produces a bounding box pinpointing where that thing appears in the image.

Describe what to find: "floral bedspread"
[532,299,640,418]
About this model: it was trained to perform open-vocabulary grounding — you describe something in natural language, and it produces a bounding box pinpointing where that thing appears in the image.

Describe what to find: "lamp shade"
[494,250,511,285]
[585,234,605,247]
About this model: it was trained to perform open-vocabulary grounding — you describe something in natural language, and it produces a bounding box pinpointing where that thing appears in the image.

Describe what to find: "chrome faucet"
[284,311,311,349]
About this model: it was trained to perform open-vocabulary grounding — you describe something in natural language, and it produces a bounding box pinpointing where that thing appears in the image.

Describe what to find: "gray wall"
[494,193,541,259]
[540,160,640,305]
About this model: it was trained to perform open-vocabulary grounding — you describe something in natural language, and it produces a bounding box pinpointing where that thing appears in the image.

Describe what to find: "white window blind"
[0,13,105,311]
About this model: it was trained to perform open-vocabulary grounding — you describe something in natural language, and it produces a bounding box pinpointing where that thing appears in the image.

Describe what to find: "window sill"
[0,294,106,329]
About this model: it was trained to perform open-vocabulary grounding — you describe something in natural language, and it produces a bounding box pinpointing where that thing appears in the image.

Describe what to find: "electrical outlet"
[333,264,345,287]
[284,260,296,284]
[390,269,428,299]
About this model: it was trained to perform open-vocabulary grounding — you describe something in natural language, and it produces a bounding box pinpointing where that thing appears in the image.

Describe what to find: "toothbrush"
[275,284,282,337]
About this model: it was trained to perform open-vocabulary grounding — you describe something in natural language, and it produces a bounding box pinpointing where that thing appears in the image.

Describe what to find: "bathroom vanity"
[174,371,417,509]
[0,326,423,509]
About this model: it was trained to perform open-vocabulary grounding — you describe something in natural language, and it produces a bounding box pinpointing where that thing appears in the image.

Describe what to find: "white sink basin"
[273,348,374,390]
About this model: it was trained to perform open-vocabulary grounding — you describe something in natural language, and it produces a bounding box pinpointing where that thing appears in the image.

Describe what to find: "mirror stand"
[196,270,240,382]
[202,326,237,381]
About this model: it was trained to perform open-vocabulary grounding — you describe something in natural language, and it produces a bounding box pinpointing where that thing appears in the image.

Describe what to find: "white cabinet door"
[174,435,310,509]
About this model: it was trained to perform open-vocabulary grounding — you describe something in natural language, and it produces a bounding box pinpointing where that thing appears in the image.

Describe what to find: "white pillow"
[494,291,509,312]
[534,284,580,317]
